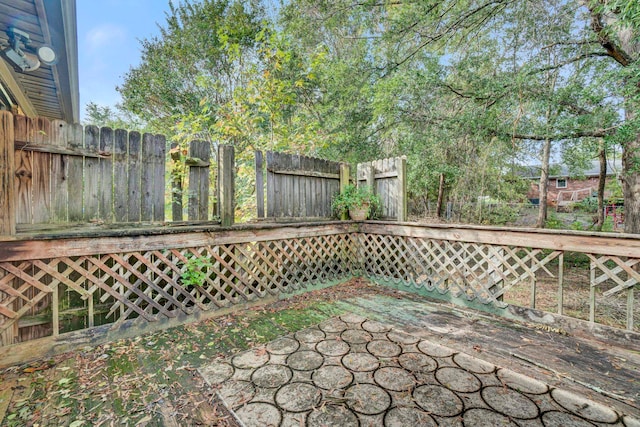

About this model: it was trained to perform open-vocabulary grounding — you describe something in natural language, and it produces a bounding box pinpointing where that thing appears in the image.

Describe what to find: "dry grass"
[503,261,639,331]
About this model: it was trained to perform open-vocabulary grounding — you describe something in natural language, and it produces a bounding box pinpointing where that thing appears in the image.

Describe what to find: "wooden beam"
[359,222,640,258]
[218,145,235,226]
[0,61,37,118]
[396,156,407,222]
[0,222,357,261]
[268,168,340,180]
[0,112,15,235]
[255,150,265,218]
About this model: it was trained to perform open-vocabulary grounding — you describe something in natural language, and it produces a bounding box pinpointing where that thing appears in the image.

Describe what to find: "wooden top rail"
[360,221,640,258]
[0,221,358,262]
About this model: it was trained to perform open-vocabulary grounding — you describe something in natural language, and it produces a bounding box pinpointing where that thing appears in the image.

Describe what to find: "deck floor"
[200,289,640,426]
[1,279,639,426]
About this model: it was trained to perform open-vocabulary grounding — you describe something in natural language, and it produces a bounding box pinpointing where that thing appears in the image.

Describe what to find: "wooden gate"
[259,151,345,220]
[357,156,407,221]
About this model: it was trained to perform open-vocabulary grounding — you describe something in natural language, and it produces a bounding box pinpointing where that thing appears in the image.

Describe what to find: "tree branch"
[588,6,634,66]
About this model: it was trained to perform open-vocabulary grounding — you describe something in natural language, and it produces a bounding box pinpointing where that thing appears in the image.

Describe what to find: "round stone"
[362,320,391,333]
[462,408,519,426]
[367,340,402,357]
[295,328,325,343]
[308,405,359,427]
[374,367,416,391]
[275,382,321,412]
[266,337,299,355]
[388,331,420,344]
[251,364,292,388]
[341,329,373,344]
[551,389,619,423]
[235,402,281,427]
[232,349,269,369]
[312,365,353,390]
[319,318,349,333]
[481,386,540,419]
[418,340,455,357]
[199,362,233,385]
[384,407,437,427]
[413,384,464,417]
[345,383,392,415]
[316,339,351,356]
[622,416,640,427]
[342,352,380,372]
[219,380,255,408]
[340,313,367,324]
[398,352,438,373]
[496,368,549,394]
[453,353,495,374]
[287,350,324,371]
[541,411,599,427]
[435,367,481,393]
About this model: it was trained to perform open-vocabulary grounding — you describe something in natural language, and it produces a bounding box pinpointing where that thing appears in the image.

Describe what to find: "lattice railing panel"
[359,234,562,306]
[0,233,358,346]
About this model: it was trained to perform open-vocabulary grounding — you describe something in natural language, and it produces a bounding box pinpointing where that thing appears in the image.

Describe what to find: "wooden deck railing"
[1,221,638,366]
[359,222,639,333]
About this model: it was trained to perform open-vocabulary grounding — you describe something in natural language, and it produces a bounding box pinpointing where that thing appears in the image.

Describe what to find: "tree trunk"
[536,138,551,228]
[595,142,606,231]
[623,130,640,233]
[436,173,445,218]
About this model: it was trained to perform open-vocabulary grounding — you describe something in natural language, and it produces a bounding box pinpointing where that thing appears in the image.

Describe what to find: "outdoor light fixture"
[2,27,57,73]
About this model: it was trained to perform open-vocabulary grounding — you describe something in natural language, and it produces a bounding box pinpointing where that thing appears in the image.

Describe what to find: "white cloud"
[85,24,127,53]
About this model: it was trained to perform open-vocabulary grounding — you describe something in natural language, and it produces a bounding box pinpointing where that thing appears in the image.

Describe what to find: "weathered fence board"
[357,156,407,221]
[188,141,210,221]
[263,151,341,219]
[127,132,142,222]
[113,129,128,222]
[50,120,69,222]
[0,112,15,235]
[98,127,114,221]
[83,125,100,221]
[67,123,84,221]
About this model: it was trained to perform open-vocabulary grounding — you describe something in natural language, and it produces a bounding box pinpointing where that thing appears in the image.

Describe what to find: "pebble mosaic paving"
[200,313,640,426]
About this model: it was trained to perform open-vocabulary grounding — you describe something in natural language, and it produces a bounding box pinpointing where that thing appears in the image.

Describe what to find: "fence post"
[170,142,183,221]
[397,156,407,222]
[0,111,15,235]
[255,150,265,218]
[218,144,235,226]
[340,163,350,191]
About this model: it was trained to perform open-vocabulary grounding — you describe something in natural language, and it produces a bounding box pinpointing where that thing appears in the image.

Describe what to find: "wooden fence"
[259,151,347,220]
[257,151,407,221]
[0,113,235,234]
[357,156,407,221]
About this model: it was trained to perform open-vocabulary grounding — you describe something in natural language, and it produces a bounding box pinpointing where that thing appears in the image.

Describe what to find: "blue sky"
[77,0,173,121]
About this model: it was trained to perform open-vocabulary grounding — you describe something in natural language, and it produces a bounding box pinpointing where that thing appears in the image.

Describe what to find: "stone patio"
[200,313,640,427]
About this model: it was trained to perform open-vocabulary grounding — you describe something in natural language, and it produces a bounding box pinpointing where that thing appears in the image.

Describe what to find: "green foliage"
[574,197,598,213]
[544,213,565,230]
[83,102,148,131]
[180,254,213,288]
[331,185,381,219]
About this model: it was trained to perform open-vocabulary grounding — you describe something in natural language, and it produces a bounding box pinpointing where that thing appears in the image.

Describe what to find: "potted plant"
[332,184,380,220]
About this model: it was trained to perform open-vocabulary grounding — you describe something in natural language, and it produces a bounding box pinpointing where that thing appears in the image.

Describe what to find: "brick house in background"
[521,160,622,209]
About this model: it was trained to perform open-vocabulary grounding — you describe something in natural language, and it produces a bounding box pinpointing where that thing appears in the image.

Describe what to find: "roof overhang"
[0,0,79,123]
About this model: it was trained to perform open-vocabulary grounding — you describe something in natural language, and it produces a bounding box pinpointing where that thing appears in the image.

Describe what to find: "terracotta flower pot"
[349,203,370,220]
